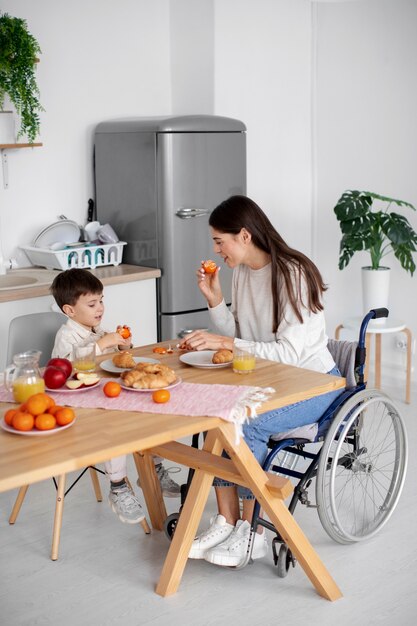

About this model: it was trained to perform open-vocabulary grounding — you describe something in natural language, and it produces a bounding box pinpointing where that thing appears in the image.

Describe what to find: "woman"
[179,195,344,568]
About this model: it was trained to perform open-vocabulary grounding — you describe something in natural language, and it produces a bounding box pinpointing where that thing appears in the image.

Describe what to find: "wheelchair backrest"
[327,339,358,390]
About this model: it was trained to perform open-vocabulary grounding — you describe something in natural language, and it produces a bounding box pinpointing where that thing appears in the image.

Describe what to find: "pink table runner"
[0,381,275,439]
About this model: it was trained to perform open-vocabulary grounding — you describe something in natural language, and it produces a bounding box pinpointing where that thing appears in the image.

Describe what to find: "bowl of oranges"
[1,392,76,436]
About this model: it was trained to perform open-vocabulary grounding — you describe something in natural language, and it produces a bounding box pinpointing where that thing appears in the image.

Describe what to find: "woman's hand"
[178,329,233,352]
[197,263,223,308]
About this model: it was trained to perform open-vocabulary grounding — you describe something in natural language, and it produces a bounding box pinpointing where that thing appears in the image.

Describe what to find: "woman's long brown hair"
[209,195,327,334]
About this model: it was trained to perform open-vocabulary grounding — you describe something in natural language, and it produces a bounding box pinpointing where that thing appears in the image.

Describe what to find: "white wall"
[170,0,214,114]
[314,0,417,380]
[214,0,313,253]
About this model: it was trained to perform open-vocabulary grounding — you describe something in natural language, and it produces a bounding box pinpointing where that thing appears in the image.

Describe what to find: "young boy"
[50,268,180,526]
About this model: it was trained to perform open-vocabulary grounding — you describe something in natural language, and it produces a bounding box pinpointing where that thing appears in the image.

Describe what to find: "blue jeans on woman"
[213,366,344,499]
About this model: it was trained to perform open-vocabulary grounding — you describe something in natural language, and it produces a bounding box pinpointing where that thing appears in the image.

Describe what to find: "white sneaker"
[108,483,145,524]
[188,514,234,559]
[204,520,268,567]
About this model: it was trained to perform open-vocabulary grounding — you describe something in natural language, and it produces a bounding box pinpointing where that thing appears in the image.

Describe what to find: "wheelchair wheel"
[164,512,180,540]
[276,544,295,578]
[316,389,408,544]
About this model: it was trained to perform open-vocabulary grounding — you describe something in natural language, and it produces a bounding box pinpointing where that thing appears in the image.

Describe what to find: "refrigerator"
[94,115,246,341]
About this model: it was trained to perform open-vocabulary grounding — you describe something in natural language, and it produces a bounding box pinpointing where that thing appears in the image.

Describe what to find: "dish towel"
[0,381,275,443]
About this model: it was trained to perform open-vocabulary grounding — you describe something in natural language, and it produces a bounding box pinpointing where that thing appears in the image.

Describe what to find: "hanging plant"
[0,12,43,143]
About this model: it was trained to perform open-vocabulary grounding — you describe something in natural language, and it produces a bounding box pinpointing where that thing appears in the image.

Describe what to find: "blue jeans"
[213,366,344,499]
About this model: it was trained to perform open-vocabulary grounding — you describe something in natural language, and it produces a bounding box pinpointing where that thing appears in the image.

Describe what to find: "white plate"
[179,351,232,369]
[120,377,182,392]
[33,219,81,248]
[46,380,100,393]
[100,357,160,373]
[0,417,76,436]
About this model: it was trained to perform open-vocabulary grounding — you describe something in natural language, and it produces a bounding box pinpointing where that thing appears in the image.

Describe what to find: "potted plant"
[334,189,417,316]
[0,12,43,143]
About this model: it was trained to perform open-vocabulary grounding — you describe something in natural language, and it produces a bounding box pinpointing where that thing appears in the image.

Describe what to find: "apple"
[44,366,68,389]
[46,358,72,379]
[65,379,83,389]
[80,375,100,386]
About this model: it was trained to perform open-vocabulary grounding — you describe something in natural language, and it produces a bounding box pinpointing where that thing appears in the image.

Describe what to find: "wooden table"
[0,344,345,601]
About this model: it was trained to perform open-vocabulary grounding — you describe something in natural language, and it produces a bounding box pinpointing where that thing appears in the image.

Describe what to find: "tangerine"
[153,346,167,355]
[12,412,35,431]
[4,408,18,426]
[117,325,131,339]
[152,389,170,404]
[55,407,75,426]
[103,381,122,398]
[35,413,57,430]
[202,260,217,274]
[26,393,50,416]
[48,405,64,416]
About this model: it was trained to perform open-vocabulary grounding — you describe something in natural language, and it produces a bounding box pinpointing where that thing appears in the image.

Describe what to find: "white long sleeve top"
[209,263,334,374]
[52,318,110,360]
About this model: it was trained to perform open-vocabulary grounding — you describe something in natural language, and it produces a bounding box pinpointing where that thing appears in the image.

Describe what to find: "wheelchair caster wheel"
[164,512,180,540]
[276,544,296,578]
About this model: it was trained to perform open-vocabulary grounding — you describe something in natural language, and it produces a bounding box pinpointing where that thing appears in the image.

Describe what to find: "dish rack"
[20,242,127,270]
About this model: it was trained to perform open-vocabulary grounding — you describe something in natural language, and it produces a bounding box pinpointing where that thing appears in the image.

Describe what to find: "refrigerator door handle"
[175,207,210,219]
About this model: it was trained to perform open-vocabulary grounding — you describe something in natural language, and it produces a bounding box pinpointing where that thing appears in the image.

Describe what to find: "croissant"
[112,351,136,368]
[121,363,177,389]
[212,349,233,364]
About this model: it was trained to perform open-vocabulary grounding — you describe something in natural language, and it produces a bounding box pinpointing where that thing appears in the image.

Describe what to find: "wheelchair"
[164,308,408,577]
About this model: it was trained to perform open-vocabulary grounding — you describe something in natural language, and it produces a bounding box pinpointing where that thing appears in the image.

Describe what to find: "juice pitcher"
[5,350,45,403]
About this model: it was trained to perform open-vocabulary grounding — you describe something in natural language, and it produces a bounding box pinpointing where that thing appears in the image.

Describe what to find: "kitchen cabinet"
[0,278,157,371]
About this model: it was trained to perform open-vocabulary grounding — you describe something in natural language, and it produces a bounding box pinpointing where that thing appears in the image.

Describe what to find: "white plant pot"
[361,266,390,324]
[0,111,15,144]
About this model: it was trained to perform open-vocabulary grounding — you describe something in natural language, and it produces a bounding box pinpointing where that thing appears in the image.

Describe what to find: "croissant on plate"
[112,351,136,369]
[212,349,233,364]
[121,363,177,389]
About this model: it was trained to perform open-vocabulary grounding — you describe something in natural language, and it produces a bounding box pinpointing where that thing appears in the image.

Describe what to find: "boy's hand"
[97,332,132,352]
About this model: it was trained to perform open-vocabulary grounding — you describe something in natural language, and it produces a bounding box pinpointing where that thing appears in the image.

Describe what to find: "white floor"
[1,382,416,626]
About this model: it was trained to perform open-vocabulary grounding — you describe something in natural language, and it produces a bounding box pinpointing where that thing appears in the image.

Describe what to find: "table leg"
[375,333,382,389]
[403,327,412,404]
[155,430,223,597]
[133,451,166,530]
[51,474,66,561]
[218,422,342,601]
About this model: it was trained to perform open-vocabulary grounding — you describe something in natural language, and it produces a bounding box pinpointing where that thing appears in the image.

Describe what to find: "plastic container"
[20,242,126,270]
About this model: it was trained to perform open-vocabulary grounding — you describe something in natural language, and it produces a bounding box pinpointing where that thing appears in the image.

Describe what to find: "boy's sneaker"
[137,463,181,497]
[189,514,235,559]
[204,520,268,567]
[108,482,145,524]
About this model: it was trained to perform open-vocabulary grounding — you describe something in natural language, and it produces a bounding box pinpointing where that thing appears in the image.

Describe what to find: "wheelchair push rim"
[316,389,408,544]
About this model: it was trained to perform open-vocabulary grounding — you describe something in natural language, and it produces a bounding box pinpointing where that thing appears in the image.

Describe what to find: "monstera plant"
[0,12,43,143]
[334,190,417,276]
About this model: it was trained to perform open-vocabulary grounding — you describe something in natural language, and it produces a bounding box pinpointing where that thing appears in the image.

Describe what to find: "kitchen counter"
[0,264,161,303]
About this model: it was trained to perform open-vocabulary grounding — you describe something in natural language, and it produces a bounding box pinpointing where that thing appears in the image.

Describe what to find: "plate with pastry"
[100,354,160,373]
[179,349,233,369]
[120,362,181,391]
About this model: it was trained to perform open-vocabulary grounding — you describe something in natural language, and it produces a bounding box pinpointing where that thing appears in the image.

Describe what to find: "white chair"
[6,311,150,559]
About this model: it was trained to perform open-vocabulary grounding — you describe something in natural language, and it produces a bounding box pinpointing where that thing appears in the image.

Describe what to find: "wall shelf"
[1,143,43,189]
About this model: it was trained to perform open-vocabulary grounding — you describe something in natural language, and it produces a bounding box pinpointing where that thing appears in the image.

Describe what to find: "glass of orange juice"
[233,342,256,374]
[72,342,96,373]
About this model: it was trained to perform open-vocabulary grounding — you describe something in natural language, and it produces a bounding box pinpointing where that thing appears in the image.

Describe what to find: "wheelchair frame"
[164,308,408,577]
